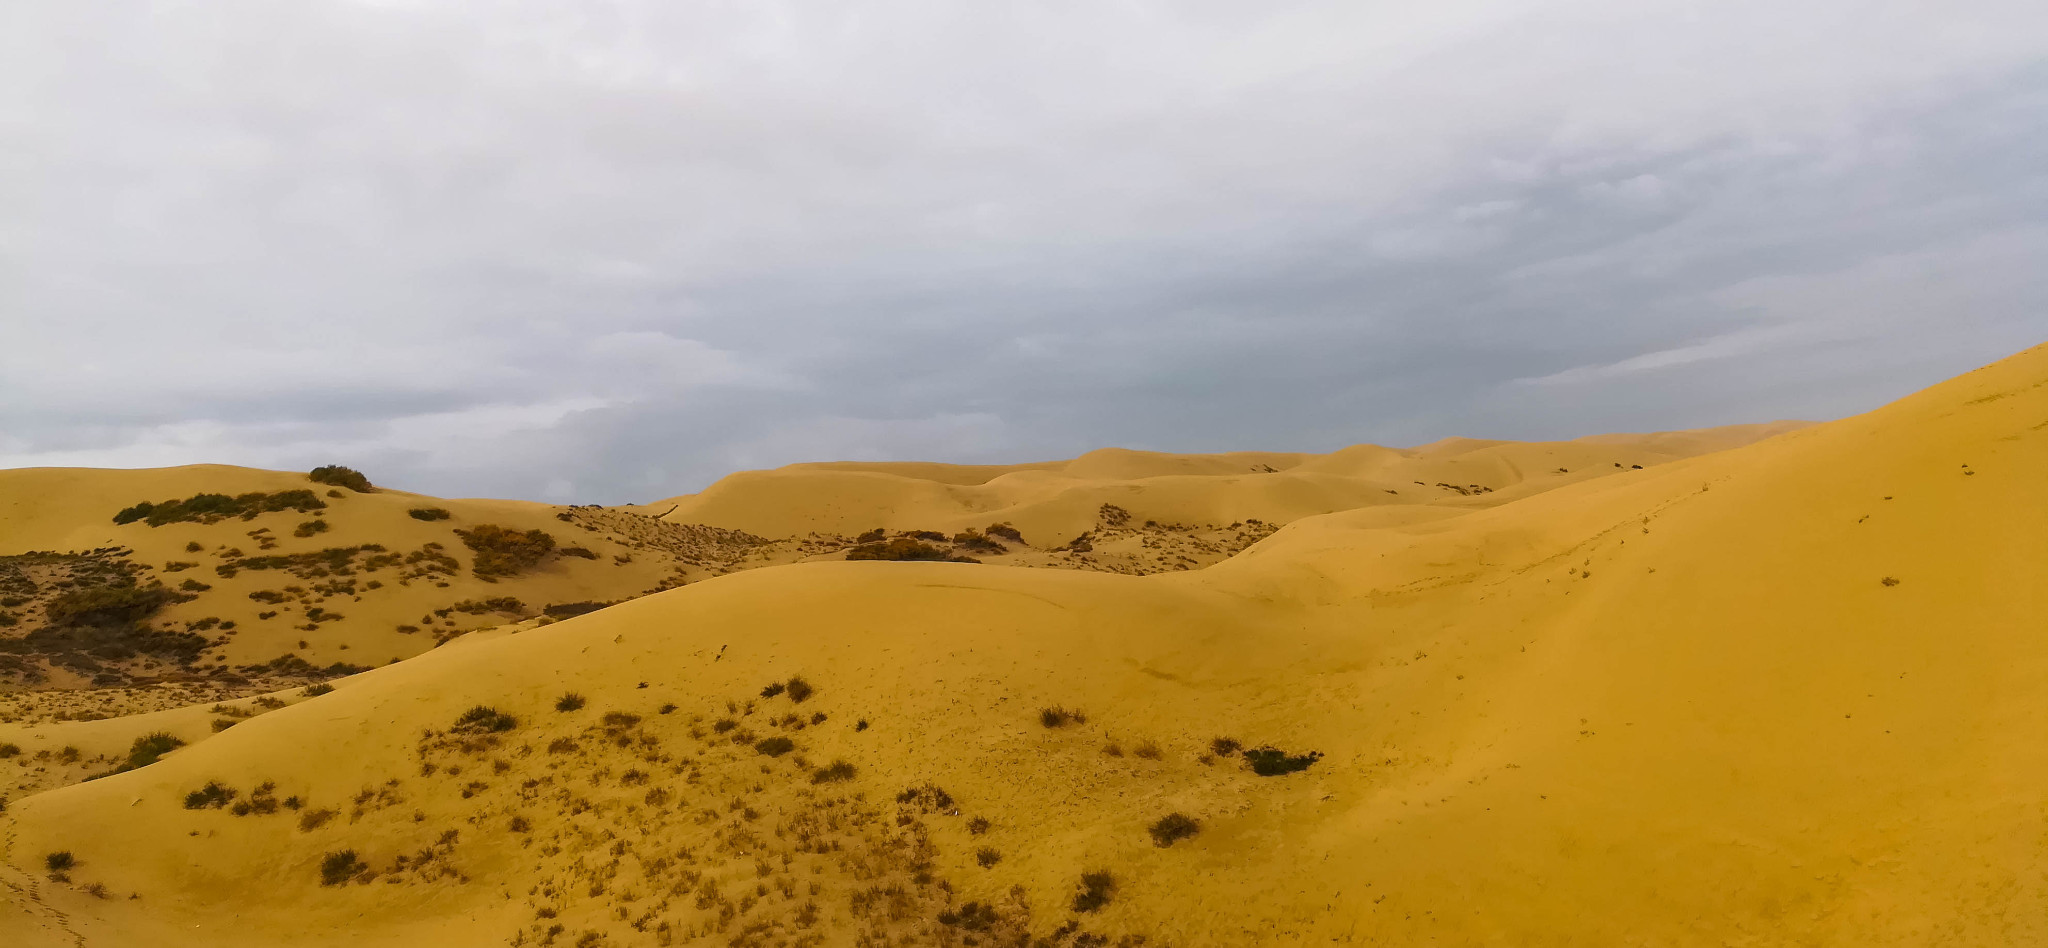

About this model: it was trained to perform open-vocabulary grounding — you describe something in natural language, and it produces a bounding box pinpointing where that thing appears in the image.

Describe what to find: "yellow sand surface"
[1,345,2042,945]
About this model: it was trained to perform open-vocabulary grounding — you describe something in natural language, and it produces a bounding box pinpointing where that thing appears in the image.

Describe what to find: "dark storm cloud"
[4,1,2046,502]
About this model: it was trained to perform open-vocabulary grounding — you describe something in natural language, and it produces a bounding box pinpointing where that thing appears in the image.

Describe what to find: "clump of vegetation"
[303,682,335,697]
[1071,870,1117,912]
[1243,746,1323,776]
[1148,812,1201,847]
[754,736,795,757]
[975,847,1002,868]
[407,507,451,521]
[319,850,366,886]
[856,528,886,543]
[985,522,1024,543]
[555,692,586,712]
[812,760,857,784]
[1133,740,1164,760]
[760,681,785,698]
[1210,737,1241,757]
[454,705,517,733]
[45,851,75,873]
[785,676,814,703]
[183,781,238,809]
[308,465,374,493]
[1039,706,1086,728]
[121,732,185,772]
[298,808,337,831]
[953,529,1006,554]
[113,490,326,527]
[456,525,558,579]
[1881,576,1901,587]
[896,783,955,812]
[294,519,329,538]
[967,816,991,835]
[844,538,957,562]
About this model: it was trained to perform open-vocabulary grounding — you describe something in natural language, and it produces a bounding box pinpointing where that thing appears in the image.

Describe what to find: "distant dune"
[2,344,2043,946]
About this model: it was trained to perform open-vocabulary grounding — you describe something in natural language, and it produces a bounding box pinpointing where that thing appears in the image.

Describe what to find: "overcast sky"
[4,1,2045,503]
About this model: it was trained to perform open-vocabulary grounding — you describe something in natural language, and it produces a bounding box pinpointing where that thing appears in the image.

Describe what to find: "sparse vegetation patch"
[308,466,374,493]
[113,490,326,527]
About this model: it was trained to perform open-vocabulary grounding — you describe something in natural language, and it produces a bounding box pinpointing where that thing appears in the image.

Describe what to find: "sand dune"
[1,347,2041,945]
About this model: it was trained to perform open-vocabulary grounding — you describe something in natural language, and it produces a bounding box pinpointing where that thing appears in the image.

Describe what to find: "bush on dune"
[308,466,374,493]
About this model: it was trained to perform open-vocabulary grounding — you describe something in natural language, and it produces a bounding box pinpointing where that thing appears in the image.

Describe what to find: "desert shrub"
[183,781,237,809]
[1098,504,1131,527]
[1148,812,1200,847]
[1039,706,1086,728]
[785,676,814,703]
[1102,743,1124,757]
[298,808,337,831]
[555,692,586,712]
[1243,746,1323,776]
[658,703,678,715]
[114,490,326,527]
[754,736,795,757]
[1064,533,1095,553]
[0,743,19,758]
[509,815,531,833]
[812,760,857,784]
[319,850,365,886]
[600,711,641,731]
[457,525,558,578]
[895,783,954,812]
[1071,870,1116,912]
[953,529,1006,554]
[1881,576,1901,587]
[45,851,75,872]
[294,519,329,538]
[451,597,525,615]
[712,718,738,733]
[985,522,1024,542]
[844,538,951,561]
[854,718,869,732]
[542,601,609,618]
[308,466,374,493]
[210,718,237,732]
[178,578,211,592]
[975,847,1001,868]
[303,683,334,697]
[1210,737,1241,757]
[123,732,185,771]
[455,705,517,733]
[546,738,579,754]
[760,682,785,699]
[856,528,886,543]
[407,507,451,521]
[45,585,170,627]
[967,816,991,835]
[1133,740,1163,760]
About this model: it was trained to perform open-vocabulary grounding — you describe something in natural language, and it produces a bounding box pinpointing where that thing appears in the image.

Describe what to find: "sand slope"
[645,424,1805,542]
[2,346,2043,945]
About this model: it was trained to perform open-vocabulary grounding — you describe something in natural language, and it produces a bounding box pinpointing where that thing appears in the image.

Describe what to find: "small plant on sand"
[302,682,335,697]
[967,816,991,835]
[1071,870,1117,912]
[294,519,329,538]
[1148,812,1201,847]
[1133,740,1164,760]
[785,676,814,703]
[1210,737,1241,757]
[183,781,237,809]
[457,524,557,579]
[811,760,857,784]
[760,682,785,698]
[407,507,451,521]
[1881,576,1901,587]
[308,465,374,493]
[298,808,336,831]
[754,736,795,757]
[455,705,517,733]
[122,731,185,771]
[555,692,586,712]
[1243,746,1323,776]
[975,847,1002,868]
[1039,706,1086,728]
[45,851,75,872]
[319,849,365,886]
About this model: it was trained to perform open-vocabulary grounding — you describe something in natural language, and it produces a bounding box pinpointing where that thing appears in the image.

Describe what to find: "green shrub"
[975,847,1001,868]
[45,851,75,872]
[555,692,586,712]
[319,850,365,886]
[785,676,814,703]
[457,525,558,578]
[1243,746,1323,776]
[845,538,952,561]
[1038,706,1085,728]
[1071,870,1116,912]
[754,736,795,757]
[1148,812,1200,847]
[454,705,517,733]
[985,523,1024,543]
[811,760,857,784]
[293,520,329,538]
[123,732,185,771]
[308,466,374,493]
[113,490,326,527]
[407,507,451,521]
[183,781,237,809]
[302,682,334,697]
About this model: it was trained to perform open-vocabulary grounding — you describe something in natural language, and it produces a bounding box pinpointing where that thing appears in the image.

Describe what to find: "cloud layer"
[5,1,2045,502]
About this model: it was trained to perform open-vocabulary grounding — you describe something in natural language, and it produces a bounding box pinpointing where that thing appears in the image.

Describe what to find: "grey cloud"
[3,1,2046,502]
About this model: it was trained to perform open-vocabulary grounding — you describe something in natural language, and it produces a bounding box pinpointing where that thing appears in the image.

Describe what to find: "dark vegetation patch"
[118,731,185,772]
[844,538,962,562]
[320,850,367,886]
[754,736,795,757]
[450,597,525,616]
[407,507,451,521]
[293,519,329,538]
[215,544,385,580]
[1244,746,1323,776]
[1148,812,1200,847]
[1038,706,1086,728]
[811,760,857,783]
[235,653,371,679]
[455,705,517,733]
[183,781,238,809]
[113,490,326,527]
[1210,737,1241,757]
[308,465,374,493]
[785,676,814,703]
[1071,870,1117,913]
[895,783,955,813]
[456,525,558,579]
[555,692,586,712]
[542,601,611,619]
